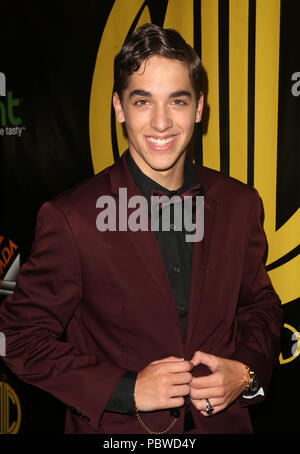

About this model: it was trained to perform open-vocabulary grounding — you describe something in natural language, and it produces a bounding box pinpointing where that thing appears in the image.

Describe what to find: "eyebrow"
[169,90,192,98]
[129,89,192,99]
[129,89,152,98]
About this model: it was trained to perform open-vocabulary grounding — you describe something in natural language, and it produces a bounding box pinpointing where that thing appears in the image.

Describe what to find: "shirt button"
[173,266,181,273]
[170,408,180,418]
[176,305,185,312]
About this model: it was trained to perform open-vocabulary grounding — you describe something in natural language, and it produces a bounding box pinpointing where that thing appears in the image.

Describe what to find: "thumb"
[190,350,216,371]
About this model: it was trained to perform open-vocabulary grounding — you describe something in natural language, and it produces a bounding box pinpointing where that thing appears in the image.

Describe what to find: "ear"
[195,92,204,123]
[113,92,125,123]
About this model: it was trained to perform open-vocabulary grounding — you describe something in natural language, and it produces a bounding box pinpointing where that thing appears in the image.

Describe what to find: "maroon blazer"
[0,151,283,434]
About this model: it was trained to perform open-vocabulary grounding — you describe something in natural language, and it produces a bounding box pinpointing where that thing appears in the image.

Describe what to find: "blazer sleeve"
[0,201,129,431]
[230,189,283,405]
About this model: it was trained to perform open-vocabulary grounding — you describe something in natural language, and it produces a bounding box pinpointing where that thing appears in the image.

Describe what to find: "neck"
[129,151,186,191]
[152,169,184,191]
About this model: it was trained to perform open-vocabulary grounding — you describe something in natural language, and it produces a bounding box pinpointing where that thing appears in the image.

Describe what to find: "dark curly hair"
[114,23,202,100]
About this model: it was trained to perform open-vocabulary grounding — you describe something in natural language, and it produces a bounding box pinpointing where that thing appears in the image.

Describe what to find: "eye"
[172,99,187,106]
[134,99,149,106]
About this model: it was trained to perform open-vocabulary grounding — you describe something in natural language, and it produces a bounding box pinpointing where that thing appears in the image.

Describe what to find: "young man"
[0,24,283,434]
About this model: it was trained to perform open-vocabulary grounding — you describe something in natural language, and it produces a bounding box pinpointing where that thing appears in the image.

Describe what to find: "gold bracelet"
[133,395,178,434]
[244,365,252,391]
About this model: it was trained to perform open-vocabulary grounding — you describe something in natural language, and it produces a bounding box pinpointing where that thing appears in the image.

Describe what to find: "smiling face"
[113,56,203,189]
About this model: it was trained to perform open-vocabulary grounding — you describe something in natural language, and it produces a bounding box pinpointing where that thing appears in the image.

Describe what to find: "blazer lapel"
[185,192,217,351]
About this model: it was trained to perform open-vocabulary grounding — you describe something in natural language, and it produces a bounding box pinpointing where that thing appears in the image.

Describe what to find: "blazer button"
[170,408,180,419]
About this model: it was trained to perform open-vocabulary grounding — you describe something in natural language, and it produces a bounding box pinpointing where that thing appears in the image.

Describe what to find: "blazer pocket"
[100,412,128,425]
[206,248,241,273]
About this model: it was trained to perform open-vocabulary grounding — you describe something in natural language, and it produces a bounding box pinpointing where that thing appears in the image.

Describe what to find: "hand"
[134,356,193,412]
[189,351,247,416]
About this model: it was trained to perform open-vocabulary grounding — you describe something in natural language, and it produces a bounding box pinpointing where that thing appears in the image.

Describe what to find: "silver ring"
[205,398,214,415]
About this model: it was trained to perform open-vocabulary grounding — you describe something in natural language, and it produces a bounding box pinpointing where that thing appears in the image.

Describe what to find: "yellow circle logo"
[279,323,300,365]
[89,0,194,174]
[0,380,22,434]
[89,0,151,174]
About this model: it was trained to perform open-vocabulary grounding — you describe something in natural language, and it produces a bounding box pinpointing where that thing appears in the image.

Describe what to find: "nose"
[150,104,173,131]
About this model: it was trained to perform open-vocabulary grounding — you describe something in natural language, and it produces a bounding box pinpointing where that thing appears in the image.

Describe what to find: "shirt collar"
[125,151,200,202]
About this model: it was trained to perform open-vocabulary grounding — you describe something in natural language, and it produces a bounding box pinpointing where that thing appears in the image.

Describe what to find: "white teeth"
[146,136,175,146]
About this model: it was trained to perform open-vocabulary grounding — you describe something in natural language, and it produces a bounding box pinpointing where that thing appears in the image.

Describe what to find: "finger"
[169,372,192,385]
[189,386,221,400]
[163,397,185,409]
[190,351,216,371]
[169,384,191,398]
[189,374,218,389]
[151,356,184,365]
[200,404,224,417]
[159,360,193,373]
[190,397,224,415]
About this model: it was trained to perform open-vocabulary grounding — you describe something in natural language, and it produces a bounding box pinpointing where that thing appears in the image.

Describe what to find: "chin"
[149,153,184,171]
[146,158,179,172]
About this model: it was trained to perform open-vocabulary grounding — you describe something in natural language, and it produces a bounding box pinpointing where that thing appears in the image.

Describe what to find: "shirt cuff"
[242,386,265,399]
[104,370,137,415]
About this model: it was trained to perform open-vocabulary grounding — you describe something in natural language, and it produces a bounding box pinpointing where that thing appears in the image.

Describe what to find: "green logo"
[0,72,22,127]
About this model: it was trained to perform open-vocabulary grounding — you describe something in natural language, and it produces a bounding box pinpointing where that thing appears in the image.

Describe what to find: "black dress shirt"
[105,151,201,414]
